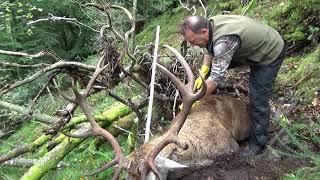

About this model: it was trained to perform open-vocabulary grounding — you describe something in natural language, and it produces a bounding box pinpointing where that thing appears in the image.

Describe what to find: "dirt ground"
[178,147,312,180]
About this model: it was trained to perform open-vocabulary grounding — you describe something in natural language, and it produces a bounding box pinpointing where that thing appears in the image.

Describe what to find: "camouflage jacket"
[205,35,240,85]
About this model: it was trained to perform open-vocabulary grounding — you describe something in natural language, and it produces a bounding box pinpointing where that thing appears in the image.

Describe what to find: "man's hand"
[205,79,218,97]
[194,64,210,90]
[179,101,200,110]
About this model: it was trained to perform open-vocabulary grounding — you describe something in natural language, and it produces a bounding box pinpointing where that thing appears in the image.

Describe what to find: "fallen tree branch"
[0,49,62,62]
[1,158,68,168]
[0,100,58,124]
[0,61,95,96]
[21,107,136,180]
[0,134,52,164]
[0,62,48,69]
[62,129,93,139]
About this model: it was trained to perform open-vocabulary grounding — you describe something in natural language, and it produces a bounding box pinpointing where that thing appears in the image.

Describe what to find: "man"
[180,15,286,156]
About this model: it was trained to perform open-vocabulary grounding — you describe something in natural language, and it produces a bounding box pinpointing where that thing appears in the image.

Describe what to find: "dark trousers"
[249,48,286,146]
[229,47,286,146]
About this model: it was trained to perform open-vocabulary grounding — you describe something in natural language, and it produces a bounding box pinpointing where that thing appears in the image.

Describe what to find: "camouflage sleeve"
[207,35,240,85]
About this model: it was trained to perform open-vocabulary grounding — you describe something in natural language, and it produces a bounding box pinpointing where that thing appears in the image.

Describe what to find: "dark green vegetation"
[0,0,319,179]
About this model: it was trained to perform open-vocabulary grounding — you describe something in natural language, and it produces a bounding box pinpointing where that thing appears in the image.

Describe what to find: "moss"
[136,7,187,47]
[277,46,320,104]
[284,27,306,42]
[21,103,135,180]
[238,0,319,45]
[0,121,45,154]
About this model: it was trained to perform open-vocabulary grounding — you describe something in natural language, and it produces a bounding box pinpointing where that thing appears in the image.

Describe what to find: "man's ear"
[201,28,209,37]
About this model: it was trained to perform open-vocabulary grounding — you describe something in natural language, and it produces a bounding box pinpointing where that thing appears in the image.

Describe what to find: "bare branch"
[28,74,56,112]
[85,159,117,176]
[119,66,148,89]
[1,158,69,168]
[0,49,62,62]
[0,62,48,69]
[0,100,57,124]
[53,79,76,104]
[28,13,99,33]
[62,130,93,139]
[198,0,207,17]
[0,61,95,96]
[85,3,138,67]
[179,0,197,15]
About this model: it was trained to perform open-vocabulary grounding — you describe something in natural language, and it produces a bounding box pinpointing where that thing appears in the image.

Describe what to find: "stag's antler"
[56,53,126,180]
[128,45,206,179]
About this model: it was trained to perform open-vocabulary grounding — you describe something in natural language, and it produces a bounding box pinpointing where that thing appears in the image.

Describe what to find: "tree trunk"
[1,158,68,168]
[0,134,52,164]
[0,100,58,124]
[21,103,134,180]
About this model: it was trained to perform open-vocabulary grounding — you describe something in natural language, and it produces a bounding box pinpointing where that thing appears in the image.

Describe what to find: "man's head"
[180,16,210,48]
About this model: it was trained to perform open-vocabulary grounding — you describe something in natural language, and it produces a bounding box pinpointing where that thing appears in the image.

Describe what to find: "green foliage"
[40,134,131,179]
[283,166,320,180]
[277,47,320,104]
[0,121,45,154]
[136,7,187,47]
[238,0,320,45]
[0,0,43,48]
[275,115,320,180]
[144,0,177,17]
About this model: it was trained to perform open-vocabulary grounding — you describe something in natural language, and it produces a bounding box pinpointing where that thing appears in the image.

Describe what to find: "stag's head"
[121,45,206,179]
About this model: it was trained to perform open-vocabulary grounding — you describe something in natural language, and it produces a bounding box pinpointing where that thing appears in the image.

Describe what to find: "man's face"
[183,28,209,48]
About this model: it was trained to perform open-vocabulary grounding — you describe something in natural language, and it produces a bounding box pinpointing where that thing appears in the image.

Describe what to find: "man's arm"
[204,35,240,97]
[203,54,213,67]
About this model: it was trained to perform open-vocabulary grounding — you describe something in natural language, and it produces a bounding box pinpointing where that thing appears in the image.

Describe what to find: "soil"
[179,148,312,180]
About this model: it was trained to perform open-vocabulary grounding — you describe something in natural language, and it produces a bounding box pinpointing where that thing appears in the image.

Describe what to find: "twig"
[0,100,57,124]
[62,130,93,139]
[28,74,56,113]
[28,13,99,33]
[112,125,132,134]
[0,62,48,68]
[0,61,95,96]
[179,0,196,15]
[0,49,61,62]
[198,0,207,17]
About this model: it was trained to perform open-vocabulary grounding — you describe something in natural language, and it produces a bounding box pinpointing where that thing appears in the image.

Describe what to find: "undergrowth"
[277,47,320,104]
[275,115,320,180]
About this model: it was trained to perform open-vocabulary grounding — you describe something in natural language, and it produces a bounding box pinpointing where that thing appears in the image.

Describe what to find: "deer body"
[162,95,250,167]
[127,95,251,179]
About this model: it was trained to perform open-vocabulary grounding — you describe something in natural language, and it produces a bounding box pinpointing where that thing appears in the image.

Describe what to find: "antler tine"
[156,64,188,97]
[138,47,206,179]
[194,76,207,100]
[163,45,195,90]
